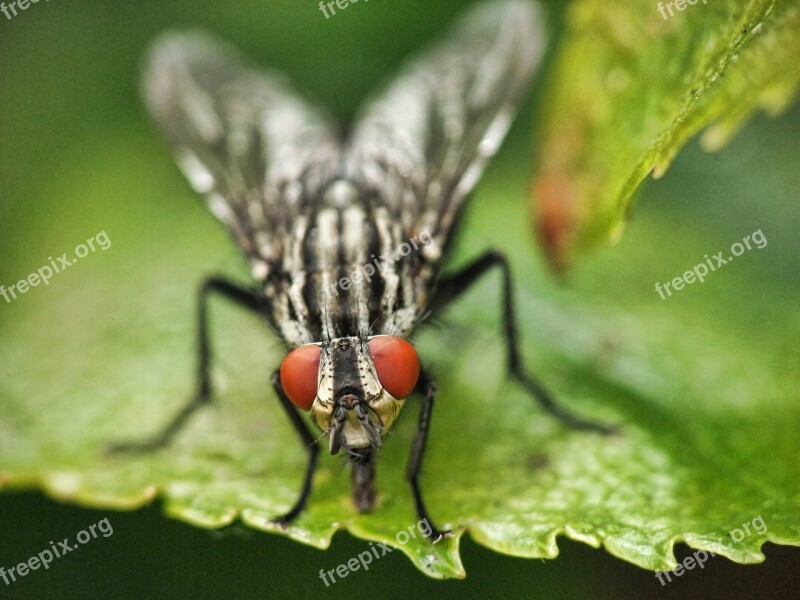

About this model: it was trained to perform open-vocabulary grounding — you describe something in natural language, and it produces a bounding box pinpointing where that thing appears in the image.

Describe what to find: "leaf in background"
[1,0,799,582]
[1,112,799,578]
[532,0,800,269]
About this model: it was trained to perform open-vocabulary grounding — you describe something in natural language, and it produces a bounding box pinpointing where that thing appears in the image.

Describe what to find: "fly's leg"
[430,249,616,434]
[269,371,320,526]
[107,276,262,454]
[407,370,451,542]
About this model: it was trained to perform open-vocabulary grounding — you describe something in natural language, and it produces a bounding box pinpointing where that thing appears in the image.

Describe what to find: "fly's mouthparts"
[354,403,383,449]
[329,404,347,455]
[338,392,360,410]
[328,397,383,455]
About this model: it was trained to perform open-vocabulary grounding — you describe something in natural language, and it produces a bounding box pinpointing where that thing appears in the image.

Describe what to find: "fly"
[110,0,613,541]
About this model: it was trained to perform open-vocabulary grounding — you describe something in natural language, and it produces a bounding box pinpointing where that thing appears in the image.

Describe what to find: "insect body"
[112,0,612,540]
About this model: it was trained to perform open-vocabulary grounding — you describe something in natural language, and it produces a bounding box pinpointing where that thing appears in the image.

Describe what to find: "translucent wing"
[142,32,342,280]
[344,0,546,263]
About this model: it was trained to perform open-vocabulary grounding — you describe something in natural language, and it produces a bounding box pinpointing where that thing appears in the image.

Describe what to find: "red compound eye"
[368,336,420,399]
[280,344,321,410]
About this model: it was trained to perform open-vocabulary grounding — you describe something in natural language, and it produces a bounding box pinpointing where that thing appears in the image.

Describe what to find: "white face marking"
[309,336,407,450]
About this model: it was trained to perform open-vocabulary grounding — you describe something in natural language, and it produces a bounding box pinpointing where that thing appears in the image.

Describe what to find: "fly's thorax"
[321,179,360,210]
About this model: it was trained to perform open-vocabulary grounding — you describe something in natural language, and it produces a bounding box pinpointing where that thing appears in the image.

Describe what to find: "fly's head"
[279,336,420,455]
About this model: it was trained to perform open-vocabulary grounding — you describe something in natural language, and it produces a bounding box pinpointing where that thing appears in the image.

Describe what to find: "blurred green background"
[1,0,798,598]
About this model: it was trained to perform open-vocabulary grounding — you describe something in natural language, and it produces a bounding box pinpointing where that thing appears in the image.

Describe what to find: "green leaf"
[532,0,800,269]
[2,111,799,579]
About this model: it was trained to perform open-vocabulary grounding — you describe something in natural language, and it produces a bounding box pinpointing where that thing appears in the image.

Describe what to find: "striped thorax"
[273,179,428,454]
